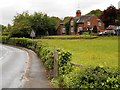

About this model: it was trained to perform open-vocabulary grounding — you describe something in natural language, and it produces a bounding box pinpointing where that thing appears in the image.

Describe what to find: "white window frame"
[70,20,74,26]
[98,22,101,26]
[78,27,83,32]
[71,27,74,32]
[87,21,91,26]
[62,28,66,33]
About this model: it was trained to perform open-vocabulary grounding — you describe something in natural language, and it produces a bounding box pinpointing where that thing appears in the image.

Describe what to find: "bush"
[41,35,98,39]
[82,32,90,35]
[62,66,120,89]
[35,43,73,76]
[2,32,9,36]
[0,36,9,44]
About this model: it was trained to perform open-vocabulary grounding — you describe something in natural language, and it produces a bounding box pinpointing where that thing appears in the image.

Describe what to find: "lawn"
[36,36,118,68]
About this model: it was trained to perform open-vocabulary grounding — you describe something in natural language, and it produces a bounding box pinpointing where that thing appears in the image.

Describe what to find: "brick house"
[69,10,105,35]
[57,10,105,35]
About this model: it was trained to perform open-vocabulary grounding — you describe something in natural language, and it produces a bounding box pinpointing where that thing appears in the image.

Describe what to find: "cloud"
[0,0,119,26]
[118,1,120,8]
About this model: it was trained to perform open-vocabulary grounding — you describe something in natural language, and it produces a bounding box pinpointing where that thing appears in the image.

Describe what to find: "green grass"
[36,36,118,68]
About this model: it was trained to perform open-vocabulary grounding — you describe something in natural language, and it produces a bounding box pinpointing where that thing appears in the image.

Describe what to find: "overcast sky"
[0,0,119,26]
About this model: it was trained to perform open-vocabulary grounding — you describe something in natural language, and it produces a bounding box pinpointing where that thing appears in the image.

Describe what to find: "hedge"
[0,36,120,89]
[62,66,120,89]
[41,35,98,39]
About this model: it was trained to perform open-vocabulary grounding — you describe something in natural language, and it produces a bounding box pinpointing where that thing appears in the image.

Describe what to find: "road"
[0,44,28,88]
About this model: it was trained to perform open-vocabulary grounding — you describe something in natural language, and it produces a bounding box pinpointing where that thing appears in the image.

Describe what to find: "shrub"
[41,35,98,39]
[2,32,9,36]
[62,66,120,89]
[0,36,9,44]
[57,49,72,75]
[35,44,73,76]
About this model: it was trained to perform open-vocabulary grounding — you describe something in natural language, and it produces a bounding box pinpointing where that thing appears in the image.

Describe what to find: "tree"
[30,12,58,36]
[0,25,6,32]
[9,12,32,37]
[9,12,59,37]
[116,8,120,25]
[99,5,117,28]
[65,22,70,35]
[87,9,102,17]
[63,16,72,23]
[50,16,61,29]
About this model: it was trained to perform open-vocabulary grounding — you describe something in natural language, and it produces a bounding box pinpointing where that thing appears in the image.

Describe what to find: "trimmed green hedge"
[0,36,9,44]
[2,32,9,36]
[63,66,120,89]
[41,35,98,39]
[34,42,72,78]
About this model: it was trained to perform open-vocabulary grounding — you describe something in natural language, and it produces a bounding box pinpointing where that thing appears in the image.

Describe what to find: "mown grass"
[36,36,118,68]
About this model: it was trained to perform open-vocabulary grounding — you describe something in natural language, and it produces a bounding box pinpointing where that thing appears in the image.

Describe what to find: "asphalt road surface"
[0,44,28,88]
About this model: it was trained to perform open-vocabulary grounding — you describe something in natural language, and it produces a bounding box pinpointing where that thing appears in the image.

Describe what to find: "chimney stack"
[76,10,81,17]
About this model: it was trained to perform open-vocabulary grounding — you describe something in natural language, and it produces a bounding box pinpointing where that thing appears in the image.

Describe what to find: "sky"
[0,0,120,26]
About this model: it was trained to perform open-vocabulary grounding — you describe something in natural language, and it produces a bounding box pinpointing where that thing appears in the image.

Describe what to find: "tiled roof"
[76,15,94,24]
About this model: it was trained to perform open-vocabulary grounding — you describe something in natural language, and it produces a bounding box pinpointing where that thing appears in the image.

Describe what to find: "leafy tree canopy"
[86,9,102,17]
[99,5,118,27]
[9,12,61,37]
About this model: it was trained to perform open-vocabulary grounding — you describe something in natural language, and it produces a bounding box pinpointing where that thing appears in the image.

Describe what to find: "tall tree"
[1,25,6,32]
[10,12,59,37]
[65,22,70,35]
[87,9,102,17]
[63,16,72,23]
[99,5,117,27]
[30,12,58,36]
[116,8,120,25]
[10,12,32,37]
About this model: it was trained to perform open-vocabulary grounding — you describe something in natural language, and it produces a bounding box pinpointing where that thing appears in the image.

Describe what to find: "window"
[62,28,66,33]
[71,27,74,32]
[98,22,101,26]
[78,27,83,32]
[70,20,74,26]
[87,21,91,26]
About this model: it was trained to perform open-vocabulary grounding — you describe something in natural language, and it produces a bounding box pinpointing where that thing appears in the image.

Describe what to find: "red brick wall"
[77,16,104,34]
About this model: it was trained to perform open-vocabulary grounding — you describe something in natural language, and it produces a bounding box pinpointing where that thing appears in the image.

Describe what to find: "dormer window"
[87,21,91,26]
